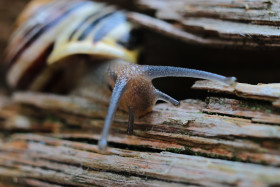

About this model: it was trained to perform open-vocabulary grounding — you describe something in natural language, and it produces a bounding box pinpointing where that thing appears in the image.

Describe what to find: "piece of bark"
[0,93,62,132]
[128,12,254,48]
[192,80,280,105]
[204,97,280,124]
[1,134,280,187]
[145,0,280,25]
[1,92,280,186]
[130,0,280,49]
[5,92,280,168]
[0,93,13,129]
[274,99,280,108]
[0,92,11,110]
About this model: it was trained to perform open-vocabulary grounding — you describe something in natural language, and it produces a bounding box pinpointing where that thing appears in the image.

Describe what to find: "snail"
[6,0,237,150]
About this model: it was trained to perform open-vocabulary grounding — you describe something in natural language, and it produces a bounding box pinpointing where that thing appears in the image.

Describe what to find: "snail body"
[6,0,236,150]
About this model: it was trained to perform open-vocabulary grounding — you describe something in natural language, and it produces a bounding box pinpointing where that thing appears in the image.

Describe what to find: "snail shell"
[6,0,140,92]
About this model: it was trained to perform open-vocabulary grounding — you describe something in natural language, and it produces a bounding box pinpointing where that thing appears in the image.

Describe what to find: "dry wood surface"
[0,85,280,186]
[192,80,280,108]
[129,0,280,49]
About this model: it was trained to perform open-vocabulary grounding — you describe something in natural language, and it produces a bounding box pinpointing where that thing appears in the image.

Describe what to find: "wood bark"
[130,0,280,49]
[0,86,280,186]
[192,80,280,108]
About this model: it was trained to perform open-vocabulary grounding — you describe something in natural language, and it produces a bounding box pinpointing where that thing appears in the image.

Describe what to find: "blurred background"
[1,0,280,99]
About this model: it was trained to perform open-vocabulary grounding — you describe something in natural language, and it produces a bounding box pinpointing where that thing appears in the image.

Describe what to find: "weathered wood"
[0,91,280,186]
[1,134,280,187]
[192,80,280,107]
[2,92,280,167]
[131,0,280,49]
[137,0,280,25]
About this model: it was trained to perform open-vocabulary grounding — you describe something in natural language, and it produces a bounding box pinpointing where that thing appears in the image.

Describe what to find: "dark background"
[1,0,279,99]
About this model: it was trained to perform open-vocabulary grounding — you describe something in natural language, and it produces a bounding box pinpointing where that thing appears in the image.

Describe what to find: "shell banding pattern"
[7,0,141,91]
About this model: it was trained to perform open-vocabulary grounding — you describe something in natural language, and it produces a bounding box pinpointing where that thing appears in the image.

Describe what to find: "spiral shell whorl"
[6,0,140,91]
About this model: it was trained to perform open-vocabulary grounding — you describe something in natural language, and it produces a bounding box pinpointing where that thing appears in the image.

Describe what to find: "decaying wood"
[1,134,280,187]
[192,80,280,108]
[128,0,280,49]
[0,90,280,186]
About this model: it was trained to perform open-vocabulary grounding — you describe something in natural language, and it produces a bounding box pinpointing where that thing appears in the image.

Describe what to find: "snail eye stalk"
[98,78,128,151]
[144,65,236,86]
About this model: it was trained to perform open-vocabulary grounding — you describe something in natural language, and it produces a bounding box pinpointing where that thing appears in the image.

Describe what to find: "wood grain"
[1,134,280,187]
[192,80,280,106]
[1,92,280,166]
[132,0,280,49]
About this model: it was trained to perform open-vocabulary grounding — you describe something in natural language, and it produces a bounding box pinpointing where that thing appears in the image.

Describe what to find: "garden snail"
[6,0,237,150]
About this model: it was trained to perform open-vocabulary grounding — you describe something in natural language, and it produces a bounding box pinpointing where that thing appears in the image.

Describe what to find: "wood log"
[133,0,280,49]
[0,88,280,186]
[1,134,280,187]
[192,80,280,108]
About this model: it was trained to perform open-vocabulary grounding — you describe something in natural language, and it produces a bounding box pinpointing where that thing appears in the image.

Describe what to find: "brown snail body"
[6,0,237,150]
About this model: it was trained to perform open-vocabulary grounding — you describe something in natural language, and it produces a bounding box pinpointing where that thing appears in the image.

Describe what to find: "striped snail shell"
[6,0,140,91]
[6,0,237,150]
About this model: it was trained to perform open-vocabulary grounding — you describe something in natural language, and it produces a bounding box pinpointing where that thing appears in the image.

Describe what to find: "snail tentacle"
[155,89,180,106]
[144,65,237,86]
[98,78,128,151]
